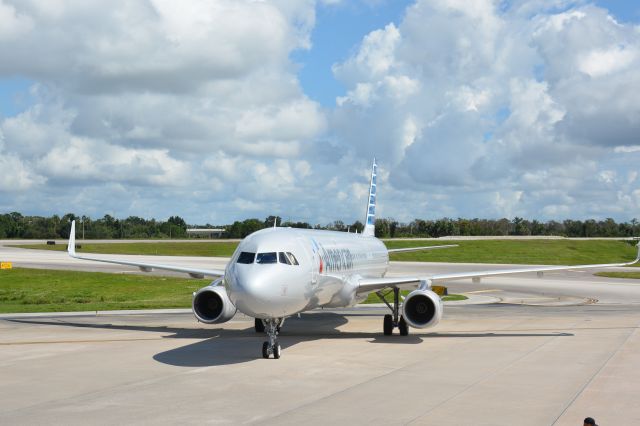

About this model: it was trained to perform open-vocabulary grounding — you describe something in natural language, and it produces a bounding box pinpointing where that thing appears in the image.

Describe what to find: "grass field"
[387,239,638,265]
[14,239,638,266]
[0,268,207,313]
[594,271,640,279]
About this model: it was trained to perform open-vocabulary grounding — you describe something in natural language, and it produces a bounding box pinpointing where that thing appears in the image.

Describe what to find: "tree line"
[0,212,188,239]
[373,217,639,238]
[0,212,638,239]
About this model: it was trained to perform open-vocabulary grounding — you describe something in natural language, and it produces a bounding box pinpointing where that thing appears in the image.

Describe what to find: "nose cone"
[226,265,302,318]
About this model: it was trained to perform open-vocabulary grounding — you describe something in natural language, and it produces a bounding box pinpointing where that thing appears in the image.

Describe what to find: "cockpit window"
[278,252,291,265]
[286,252,299,265]
[278,252,299,265]
[256,252,277,264]
[237,252,255,264]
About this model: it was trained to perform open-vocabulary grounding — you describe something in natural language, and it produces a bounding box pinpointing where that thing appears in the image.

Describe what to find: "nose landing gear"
[261,318,284,359]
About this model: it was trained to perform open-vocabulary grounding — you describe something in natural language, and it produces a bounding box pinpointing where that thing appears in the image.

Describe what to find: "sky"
[0,0,639,225]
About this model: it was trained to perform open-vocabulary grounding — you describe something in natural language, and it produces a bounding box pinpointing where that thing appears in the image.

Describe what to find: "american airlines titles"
[318,245,354,273]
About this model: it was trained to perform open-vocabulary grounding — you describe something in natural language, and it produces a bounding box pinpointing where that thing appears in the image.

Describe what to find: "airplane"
[67,159,640,359]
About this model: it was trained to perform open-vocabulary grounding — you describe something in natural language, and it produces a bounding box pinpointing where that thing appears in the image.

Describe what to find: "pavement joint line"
[405,330,563,424]
[0,337,164,345]
[551,318,640,425]
[437,326,640,333]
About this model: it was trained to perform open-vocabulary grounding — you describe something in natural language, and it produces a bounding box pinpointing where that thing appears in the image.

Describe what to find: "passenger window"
[278,252,291,265]
[286,252,299,265]
[237,252,255,264]
[256,252,277,264]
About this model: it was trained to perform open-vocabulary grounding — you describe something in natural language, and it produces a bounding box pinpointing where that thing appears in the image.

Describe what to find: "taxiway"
[1,243,639,425]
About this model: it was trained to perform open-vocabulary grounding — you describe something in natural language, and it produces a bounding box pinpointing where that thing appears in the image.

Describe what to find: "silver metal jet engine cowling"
[192,280,237,324]
[402,289,443,329]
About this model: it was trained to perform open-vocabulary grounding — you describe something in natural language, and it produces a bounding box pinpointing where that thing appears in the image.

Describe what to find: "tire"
[273,343,281,359]
[262,342,269,359]
[255,318,265,333]
[383,314,393,336]
[399,316,409,336]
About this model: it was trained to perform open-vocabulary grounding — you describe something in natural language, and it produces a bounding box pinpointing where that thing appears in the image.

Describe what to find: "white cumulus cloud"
[1,0,639,224]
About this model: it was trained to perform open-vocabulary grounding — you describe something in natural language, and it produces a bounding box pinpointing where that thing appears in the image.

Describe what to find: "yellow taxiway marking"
[465,289,502,294]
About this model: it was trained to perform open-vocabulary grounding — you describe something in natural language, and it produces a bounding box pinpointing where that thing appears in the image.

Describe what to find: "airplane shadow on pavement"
[6,312,573,367]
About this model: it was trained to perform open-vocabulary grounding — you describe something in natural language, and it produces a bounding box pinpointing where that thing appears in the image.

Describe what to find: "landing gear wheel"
[378,287,405,337]
[255,318,265,333]
[399,316,409,336]
[261,318,283,359]
[383,314,393,335]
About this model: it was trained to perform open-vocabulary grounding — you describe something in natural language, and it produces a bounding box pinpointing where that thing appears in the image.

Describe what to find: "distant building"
[186,228,225,238]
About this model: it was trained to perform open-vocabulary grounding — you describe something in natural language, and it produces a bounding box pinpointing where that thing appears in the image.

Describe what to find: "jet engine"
[402,289,443,329]
[192,281,237,324]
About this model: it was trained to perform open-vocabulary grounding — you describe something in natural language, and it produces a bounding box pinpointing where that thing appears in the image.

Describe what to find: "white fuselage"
[224,227,389,319]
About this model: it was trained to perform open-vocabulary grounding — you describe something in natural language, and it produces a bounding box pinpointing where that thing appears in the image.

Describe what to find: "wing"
[358,243,640,293]
[67,221,226,279]
[387,244,458,253]
[358,276,424,293]
[427,251,640,282]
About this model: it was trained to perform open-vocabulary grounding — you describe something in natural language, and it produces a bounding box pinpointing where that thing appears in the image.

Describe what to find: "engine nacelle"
[402,289,443,329]
[192,281,237,324]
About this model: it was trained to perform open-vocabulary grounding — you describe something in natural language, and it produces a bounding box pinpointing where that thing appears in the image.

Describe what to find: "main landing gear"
[377,287,409,336]
[260,318,284,359]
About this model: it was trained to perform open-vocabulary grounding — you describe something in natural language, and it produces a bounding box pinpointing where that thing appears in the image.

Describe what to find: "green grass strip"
[594,271,640,280]
[0,268,208,313]
[441,294,468,301]
[386,239,637,265]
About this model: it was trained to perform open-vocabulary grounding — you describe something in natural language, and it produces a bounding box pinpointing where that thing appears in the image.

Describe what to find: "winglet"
[634,241,640,264]
[68,220,76,257]
[362,158,377,237]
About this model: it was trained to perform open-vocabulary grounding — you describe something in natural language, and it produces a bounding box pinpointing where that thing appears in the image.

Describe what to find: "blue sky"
[0,77,34,118]
[292,0,413,107]
[600,0,640,22]
[1,1,639,224]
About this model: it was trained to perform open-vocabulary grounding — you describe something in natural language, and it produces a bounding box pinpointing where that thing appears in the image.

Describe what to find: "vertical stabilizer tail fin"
[68,220,77,257]
[363,158,377,237]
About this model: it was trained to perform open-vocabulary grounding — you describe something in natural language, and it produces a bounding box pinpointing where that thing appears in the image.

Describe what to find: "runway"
[1,243,640,424]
